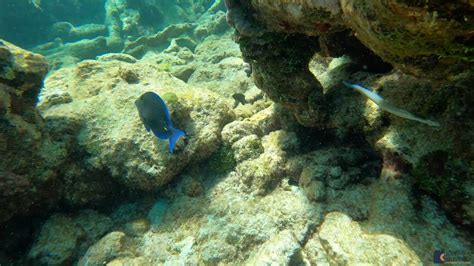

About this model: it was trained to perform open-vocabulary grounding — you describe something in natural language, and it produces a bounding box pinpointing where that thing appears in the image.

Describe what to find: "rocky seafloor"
[1,0,473,265]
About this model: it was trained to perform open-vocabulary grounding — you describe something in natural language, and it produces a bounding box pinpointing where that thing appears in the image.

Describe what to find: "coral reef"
[341,0,474,79]
[0,0,228,70]
[314,212,421,264]
[39,58,234,191]
[225,0,474,226]
[0,40,61,224]
[0,0,473,264]
[27,210,112,265]
[25,114,471,264]
[0,0,106,48]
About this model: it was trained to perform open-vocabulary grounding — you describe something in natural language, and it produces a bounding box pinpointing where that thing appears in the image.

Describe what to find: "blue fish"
[135,91,186,153]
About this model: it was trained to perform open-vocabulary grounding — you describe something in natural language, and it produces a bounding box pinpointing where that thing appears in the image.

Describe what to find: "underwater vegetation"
[0,0,473,264]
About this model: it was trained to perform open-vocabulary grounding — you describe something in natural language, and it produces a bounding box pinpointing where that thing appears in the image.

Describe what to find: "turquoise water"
[0,0,472,265]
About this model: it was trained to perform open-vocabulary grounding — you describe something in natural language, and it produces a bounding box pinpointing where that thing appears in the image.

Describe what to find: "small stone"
[171,65,196,82]
[78,231,126,266]
[118,67,139,84]
[124,219,150,237]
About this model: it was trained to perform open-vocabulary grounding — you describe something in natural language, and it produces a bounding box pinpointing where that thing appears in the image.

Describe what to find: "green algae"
[157,62,172,72]
[207,145,236,174]
[0,67,15,80]
[162,92,179,105]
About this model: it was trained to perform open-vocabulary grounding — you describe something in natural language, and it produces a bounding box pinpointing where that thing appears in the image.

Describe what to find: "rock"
[250,0,345,35]
[194,11,229,40]
[206,144,237,175]
[28,210,112,265]
[224,0,266,37]
[27,215,83,265]
[200,240,237,263]
[291,147,381,191]
[0,40,65,224]
[171,64,196,82]
[246,230,301,265]
[39,89,73,107]
[123,23,195,58]
[108,256,151,266]
[359,73,474,225]
[50,22,74,39]
[0,40,48,93]
[299,177,325,202]
[222,120,259,145]
[165,37,198,53]
[124,219,150,237]
[69,24,107,41]
[231,134,263,162]
[187,33,253,98]
[75,210,114,241]
[39,58,234,191]
[193,33,241,64]
[139,183,320,264]
[45,37,110,69]
[96,53,137,64]
[118,67,140,84]
[181,176,204,197]
[244,85,263,103]
[301,177,473,264]
[341,0,474,79]
[236,31,326,127]
[50,22,107,43]
[236,130,297,195]
[221,104,279,146]
[317,212,421,264]
[78,231,126,266]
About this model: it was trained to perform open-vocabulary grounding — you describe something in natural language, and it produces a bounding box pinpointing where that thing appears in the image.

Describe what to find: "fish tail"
[168,127,186,153]
[342,81,353,88]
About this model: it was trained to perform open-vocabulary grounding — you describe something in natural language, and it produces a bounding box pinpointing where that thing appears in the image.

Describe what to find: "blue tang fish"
[135,91,186,153]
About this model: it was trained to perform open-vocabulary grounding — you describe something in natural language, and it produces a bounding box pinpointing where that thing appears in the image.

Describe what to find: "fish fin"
[342,81,353,88]
[168,127,186,153]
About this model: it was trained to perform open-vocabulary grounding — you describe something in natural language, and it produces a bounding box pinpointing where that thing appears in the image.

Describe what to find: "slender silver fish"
[343,81,440,127]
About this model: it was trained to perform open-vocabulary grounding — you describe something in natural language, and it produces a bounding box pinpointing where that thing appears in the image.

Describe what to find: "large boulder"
[316,212,421,264]
[27,210,112,265]
[225,0,473,225]
[39,57,234,191]
[341,0,474,79]
[0,40,63,224]
[226,0,473,127]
